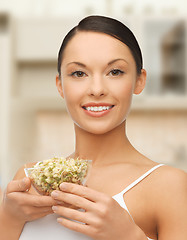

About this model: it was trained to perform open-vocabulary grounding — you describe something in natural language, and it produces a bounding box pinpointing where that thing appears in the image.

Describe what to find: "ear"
[56,75,64,98]
[133,69,146,95]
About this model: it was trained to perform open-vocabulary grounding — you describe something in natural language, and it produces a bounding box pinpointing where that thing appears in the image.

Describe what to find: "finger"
[52,205,91,224]
[60,182,105,202]
[30,206,53,215]
[26,206,54,221]
[8,191,56,207]
[26,194,56,207]
[34,206,54,214]
[55,200,79,210]
[32,211,52,220]
[57,217,93,236]
[51,191,94,210]
[59,183,105,202]
[6,178,31,193]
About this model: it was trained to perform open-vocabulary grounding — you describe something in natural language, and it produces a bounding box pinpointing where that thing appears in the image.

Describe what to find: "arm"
[0,208,25,240]
[0,178,29,240]
[155,167,187,240]
[51,182,147,240]
[0,165,55,240]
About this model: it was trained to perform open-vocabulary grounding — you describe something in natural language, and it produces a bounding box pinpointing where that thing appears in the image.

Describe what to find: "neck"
[73,121,135,167]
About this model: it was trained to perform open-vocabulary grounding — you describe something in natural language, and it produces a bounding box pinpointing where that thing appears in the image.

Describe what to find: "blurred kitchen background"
[0,0,187,190]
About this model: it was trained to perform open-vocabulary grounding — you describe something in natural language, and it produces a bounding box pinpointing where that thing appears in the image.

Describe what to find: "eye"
[109,69,124,76]
[70,71,87,78]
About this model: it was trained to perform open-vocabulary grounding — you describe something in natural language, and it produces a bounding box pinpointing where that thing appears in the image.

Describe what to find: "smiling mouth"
[82,105,114,112]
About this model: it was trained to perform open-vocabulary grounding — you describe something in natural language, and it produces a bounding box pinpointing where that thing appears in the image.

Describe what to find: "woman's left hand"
[51,182,146,240]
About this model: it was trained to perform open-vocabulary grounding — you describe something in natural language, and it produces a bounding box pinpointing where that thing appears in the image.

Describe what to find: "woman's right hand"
[1,177,56,224]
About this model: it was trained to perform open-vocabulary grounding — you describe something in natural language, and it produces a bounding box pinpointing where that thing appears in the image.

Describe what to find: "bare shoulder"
[152,165,187,193]
[150,165,187,201]
[151,165,187,239]
[13,162,37,180]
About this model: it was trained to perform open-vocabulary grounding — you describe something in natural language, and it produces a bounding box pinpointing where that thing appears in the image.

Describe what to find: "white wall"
[1,0,187,17]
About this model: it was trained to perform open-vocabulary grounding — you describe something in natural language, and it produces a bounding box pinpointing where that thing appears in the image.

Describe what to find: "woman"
[0,15,187,240]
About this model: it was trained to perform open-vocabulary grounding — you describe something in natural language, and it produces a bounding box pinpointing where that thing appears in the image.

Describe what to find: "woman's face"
[57,31,146,135]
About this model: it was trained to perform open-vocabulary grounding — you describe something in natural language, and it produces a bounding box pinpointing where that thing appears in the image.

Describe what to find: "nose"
[88,75,107,97]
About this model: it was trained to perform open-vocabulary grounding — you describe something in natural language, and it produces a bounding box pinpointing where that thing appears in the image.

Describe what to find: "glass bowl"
[24,157,92,195]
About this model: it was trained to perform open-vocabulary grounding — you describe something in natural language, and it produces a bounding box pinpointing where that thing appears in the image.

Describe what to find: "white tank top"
[19,164,164,240]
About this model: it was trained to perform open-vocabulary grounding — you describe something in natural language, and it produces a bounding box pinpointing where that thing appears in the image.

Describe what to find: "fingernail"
[51,191,59,198]
[60,182,67,190]
[22,178,29,189]
[57,218,63,223]
[52,206,58,212]
[22,177,27,184]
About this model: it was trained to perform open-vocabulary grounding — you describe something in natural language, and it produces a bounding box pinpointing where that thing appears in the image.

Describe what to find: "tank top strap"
[119,163,164,196]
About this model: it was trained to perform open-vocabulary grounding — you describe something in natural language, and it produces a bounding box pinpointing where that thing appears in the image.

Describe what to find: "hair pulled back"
[57,15,143,76]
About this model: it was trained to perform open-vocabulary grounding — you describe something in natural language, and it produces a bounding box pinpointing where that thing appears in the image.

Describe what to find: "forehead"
[62,31,135,65]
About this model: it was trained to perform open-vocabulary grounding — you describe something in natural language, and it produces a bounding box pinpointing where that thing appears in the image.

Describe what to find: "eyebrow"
[67,62,86,67]
[66,58,129,67]
[108,58,129,65]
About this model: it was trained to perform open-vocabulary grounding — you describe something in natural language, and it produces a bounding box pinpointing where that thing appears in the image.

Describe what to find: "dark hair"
[57,15,143,76]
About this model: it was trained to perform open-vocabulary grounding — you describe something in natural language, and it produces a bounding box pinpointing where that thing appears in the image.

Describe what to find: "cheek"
[62,82,84,114]
[122,82,134,95]
[115,81,134,120]
[113,80,134,102]
[63,91,76,111]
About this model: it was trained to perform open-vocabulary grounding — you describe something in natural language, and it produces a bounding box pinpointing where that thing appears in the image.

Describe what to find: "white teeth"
[85,106,111,112]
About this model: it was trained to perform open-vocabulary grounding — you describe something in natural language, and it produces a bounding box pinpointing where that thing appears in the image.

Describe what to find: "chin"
[87,128,111,135]
[75,121,125,136]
